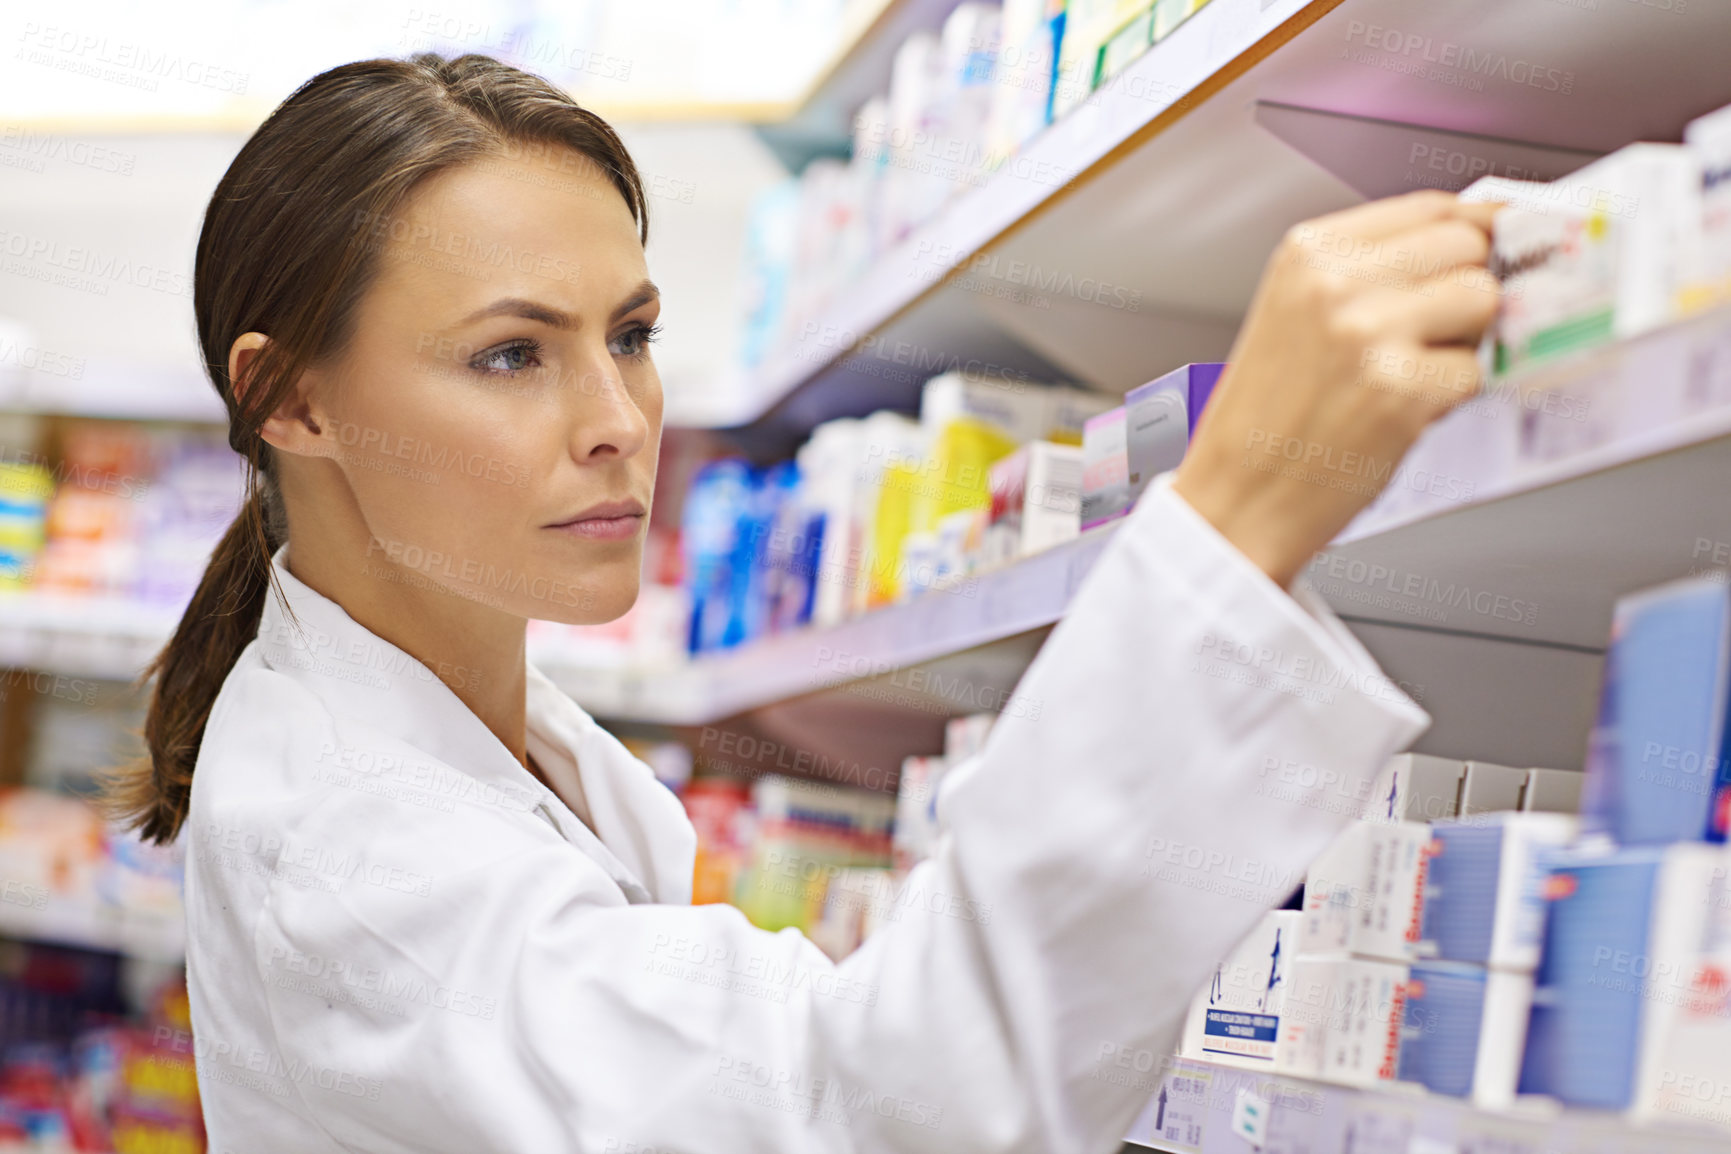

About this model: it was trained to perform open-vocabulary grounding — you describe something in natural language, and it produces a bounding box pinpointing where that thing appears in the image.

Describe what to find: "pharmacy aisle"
[5,0,1731,1150]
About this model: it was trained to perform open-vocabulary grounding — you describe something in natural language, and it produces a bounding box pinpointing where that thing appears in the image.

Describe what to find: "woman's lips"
[545,500,646,541]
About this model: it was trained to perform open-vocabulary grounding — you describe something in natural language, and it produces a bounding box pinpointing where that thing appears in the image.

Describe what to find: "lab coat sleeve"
[260,473,1428,1154]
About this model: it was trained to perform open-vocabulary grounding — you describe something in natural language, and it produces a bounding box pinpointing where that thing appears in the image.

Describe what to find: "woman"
[112,53,1497,1152]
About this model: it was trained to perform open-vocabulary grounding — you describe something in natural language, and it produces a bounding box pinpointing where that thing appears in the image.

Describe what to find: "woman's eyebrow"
[610,279,660,324]
[456,298,577,329]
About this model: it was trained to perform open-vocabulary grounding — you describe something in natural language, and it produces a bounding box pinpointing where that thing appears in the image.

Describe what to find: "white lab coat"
[182,474,1428,1153]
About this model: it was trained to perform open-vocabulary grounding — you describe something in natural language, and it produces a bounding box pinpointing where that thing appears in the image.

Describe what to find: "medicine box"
[1123,363,1225,503]
[1300,821,1433,963]
[1520,767,1584,814]
[1081,407,1129,530]
[1684,102,1731,313]
[1278,955,1411,1086]
[1179,910,1299,1069]
[1398,961,1535,1108]
[986,441,1084,559]
[1456,760,1528,816]
[1418,812,1577,971]
[1367,754,1464,824]
[1476,145,1701,374]
[1518,844,1728,1111]
[1580,575,1731,846]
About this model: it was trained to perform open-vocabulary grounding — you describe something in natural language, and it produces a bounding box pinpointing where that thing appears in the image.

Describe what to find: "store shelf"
[551,307,1731,726]
[1122,1057,1731,1153]
[0,592,180,681]
[542,524,1119,726]
[0,895,184,964]
[688,0,1731,442]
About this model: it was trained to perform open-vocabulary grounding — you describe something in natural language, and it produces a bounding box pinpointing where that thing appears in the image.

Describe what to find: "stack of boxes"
[1174,572,1731,1138]
[1173,752,1582,1101]
[1517,575,1731,1122]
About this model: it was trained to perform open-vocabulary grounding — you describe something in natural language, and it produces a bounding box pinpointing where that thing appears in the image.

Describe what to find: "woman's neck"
[283,534,533,766]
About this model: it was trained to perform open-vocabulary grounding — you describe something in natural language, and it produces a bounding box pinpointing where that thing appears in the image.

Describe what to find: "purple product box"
[1124,363,1226,502]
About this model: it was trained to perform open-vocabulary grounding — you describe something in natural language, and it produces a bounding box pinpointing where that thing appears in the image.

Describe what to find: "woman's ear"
[232,332,329,458]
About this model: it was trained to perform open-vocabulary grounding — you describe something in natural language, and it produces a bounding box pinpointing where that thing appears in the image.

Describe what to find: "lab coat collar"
[254,545,687,905]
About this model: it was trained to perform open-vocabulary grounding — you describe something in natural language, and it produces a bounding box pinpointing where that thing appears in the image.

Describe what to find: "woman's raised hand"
[1173,190,1502,587]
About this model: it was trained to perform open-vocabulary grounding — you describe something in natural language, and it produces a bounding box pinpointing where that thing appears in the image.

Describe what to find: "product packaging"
[0,463,52,588]
[1456,760,1529,816]
[1277,954,1410,1085]
[1179,910,1300,1068]
[1682,101,1731,314]
[984,441,1084,562]
[894,755,948,871]
[1398,961,1535,1107]
[1470,145,1702,374]
[1300,820,1433,963]
[985,0,1057,168]
[1152,0,1213,42]
[1580,575,1731,846]
[1519,767,1584,814]
[1080,407,1130,529]
[1366,754,1464,825]
[945,713,995,763]
[1095,4,1154,88]
[1419,813,1578,971]
[1519,844,1730,1111]
[1123,363,1225,504]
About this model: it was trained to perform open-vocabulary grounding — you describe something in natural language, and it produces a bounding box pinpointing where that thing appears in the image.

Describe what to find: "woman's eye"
[609,324,661,359]
[470,340,542,374]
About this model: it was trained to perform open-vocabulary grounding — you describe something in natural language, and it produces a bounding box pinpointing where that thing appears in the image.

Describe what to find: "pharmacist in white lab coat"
[115,54,1500,1152]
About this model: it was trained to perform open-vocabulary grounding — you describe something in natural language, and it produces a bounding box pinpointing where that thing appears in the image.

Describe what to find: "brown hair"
[106,53,648,844]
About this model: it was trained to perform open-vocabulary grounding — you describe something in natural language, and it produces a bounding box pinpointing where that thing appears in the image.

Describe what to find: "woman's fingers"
[1295,189,1461,246]
[1381,218,1493,278]
[1363,271,1502,347]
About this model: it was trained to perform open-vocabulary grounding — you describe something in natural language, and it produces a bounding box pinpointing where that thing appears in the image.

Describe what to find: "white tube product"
[986,0,1056,167]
